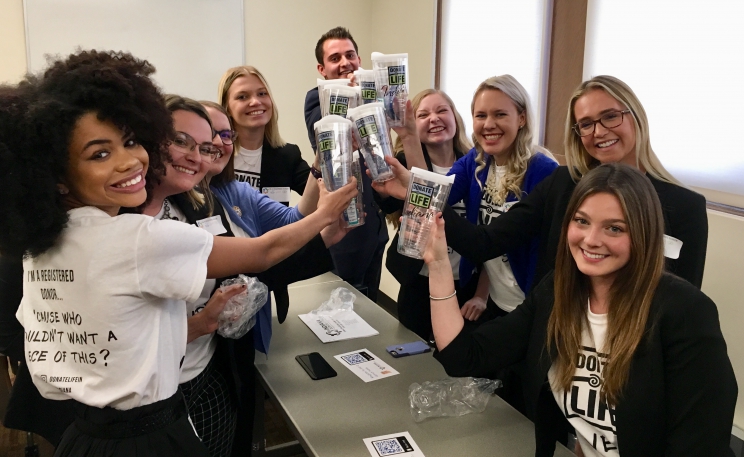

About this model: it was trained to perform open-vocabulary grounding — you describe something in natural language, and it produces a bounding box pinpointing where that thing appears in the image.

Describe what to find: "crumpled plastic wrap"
[309,287,356,315]
[217,275,268,339]
[408,377,502,422]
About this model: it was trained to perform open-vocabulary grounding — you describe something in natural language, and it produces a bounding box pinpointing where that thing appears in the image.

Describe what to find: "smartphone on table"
[386,341,431,358]
[296,352,337,380]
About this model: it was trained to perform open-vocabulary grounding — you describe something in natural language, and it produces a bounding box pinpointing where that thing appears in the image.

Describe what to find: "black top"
[435,272,737,457]
[258,140,312,205]
[443,166,708,288]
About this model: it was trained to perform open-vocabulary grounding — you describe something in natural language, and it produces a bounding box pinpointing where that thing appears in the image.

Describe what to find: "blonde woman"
[382,75,708,289]
[426,164,736,457]
[381,88,475,340]
[218,66,310,204]
[445,75,557,321]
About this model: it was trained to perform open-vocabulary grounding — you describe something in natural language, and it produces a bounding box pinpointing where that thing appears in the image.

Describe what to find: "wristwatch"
[310,165,323,180]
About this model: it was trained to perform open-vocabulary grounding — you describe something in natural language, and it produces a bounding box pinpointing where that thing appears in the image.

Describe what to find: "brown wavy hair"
[547,163,665,406]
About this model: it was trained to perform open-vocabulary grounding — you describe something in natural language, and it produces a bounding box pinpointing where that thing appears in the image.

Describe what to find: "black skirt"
[54,390,209,457]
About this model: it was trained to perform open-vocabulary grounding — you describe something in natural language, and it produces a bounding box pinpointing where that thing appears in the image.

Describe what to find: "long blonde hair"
[217,66,285,149]
[547,163,665,406]
[472,75,546,205]
[564,75,678,184]
[392,89,472,155]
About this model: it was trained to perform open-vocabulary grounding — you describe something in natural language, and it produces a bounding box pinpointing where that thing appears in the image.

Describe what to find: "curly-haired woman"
[0,50,355,456]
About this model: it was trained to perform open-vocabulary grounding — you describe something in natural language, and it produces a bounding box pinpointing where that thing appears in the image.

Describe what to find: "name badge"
[663,235,683,259]
[196,215,227,236]
[262,186,290,203]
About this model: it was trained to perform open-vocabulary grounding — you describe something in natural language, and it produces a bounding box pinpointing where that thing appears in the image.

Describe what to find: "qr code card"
[363,431,425,457]
[334,349,399,382]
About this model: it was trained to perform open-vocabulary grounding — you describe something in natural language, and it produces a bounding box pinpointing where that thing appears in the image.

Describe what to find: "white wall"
[0,0,26,84]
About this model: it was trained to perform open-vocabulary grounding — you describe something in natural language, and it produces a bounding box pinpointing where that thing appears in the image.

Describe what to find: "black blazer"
[435,272,737,457]
[258,140,311,205]
[444,166,708,288]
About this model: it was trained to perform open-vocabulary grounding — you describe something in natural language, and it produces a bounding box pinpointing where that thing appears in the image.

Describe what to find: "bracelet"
[429,290,457,301]
[310,165,323,180]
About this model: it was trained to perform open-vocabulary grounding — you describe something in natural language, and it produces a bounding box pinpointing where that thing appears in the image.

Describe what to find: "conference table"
[252,273,574,457]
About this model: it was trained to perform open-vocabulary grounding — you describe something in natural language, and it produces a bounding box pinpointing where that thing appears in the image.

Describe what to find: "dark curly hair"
[0,50,173,258]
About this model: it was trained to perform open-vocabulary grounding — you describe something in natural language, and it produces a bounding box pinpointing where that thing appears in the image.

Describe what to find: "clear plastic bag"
[408,377,502,422]
[217,274,268,339]
[309,287,356,315]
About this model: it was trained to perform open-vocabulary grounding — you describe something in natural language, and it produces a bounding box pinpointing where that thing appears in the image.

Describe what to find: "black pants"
[55,390,208,457]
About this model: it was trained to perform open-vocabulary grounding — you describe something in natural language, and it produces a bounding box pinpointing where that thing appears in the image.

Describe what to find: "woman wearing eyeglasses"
[217,66,311,207]
[381,75,707,290]
[142,99,345,457]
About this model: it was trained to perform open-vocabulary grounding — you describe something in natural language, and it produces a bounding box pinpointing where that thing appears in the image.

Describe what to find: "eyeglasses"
[573,110,632,137]
[214,129,237,145]
[171,131,220,162]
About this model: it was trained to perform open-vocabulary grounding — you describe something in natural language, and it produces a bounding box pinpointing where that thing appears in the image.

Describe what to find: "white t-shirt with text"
[479,165,524,311]
[548,304,619,457]
[234,146,262,189]
[17,207,213,410]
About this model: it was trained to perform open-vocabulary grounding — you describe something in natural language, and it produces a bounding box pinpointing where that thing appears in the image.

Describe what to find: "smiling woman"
[0,49,355,457]
[63,113,149,215]
[425,163,737,457]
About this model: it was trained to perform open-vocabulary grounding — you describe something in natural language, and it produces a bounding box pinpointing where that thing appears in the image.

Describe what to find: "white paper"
[298,311,379,343]
[195,215,227,235]
[363,431,425,457]
[334,349,398,382]
[663,234,683,260]
[262,186,291,203]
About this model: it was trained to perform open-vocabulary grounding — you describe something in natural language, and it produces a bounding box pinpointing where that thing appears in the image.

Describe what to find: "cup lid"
[314,115,353,131]
[371,52,408,61]
[323,84,360,97]
[347,101,384,120]
[410,167,455,186]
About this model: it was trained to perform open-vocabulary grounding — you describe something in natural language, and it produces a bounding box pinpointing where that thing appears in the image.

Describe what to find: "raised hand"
[369,156,410,199]
[316,178,358,225]
[423,212,450,266]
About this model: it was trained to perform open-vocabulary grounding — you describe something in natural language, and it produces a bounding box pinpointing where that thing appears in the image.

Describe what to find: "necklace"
[484,160,504,205]
[160,198,179,220]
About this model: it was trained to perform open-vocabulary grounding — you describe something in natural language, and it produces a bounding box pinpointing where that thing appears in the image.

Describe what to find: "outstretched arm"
[206,178,357,278]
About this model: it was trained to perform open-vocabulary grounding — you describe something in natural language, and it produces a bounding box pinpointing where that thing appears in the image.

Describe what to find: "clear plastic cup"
[321,84,360,118]
[313,115,363,228]
[371,52,409,127]
[347,102,394,183]
[353,69,378,105]
[347,150,365,227]
[397,167,455,259]
[317,78,350,116]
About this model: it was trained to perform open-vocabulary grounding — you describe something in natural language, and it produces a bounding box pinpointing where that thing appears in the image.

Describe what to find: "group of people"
[0,24,738,457]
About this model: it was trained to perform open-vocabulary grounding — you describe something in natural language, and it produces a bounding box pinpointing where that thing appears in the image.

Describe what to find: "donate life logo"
[409,183,434,208]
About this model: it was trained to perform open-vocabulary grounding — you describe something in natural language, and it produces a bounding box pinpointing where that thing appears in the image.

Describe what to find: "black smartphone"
[296,352,337,380]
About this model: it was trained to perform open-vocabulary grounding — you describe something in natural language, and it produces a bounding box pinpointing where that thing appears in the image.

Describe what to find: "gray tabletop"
[256,276,574,457]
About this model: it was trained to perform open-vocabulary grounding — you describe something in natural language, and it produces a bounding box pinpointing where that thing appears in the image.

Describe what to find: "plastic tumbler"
[313,115,363,228]
[321,84,360,118]
[371,52,409,127]
[353,69,378,105]
[397,167,455,259]
[347,102,394,183]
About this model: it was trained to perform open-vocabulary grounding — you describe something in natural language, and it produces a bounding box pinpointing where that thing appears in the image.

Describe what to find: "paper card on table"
[363,431,425,457]
[298,311,379,343]
[334,349,398,382]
